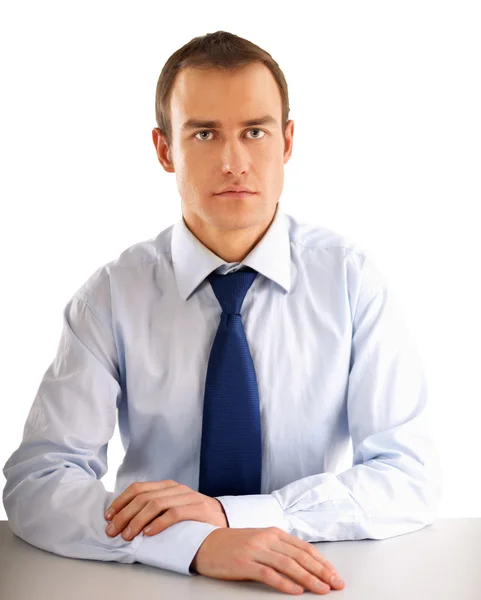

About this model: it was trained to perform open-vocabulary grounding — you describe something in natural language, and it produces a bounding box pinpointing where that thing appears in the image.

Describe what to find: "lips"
[215,191,257,198]
[215,186,255,194]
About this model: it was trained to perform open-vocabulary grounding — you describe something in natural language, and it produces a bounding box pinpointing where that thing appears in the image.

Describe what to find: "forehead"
[169,62,282,127]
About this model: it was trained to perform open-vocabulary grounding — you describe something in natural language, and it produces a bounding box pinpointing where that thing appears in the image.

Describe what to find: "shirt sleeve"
[216,253,444,540]
[2,282,219,575]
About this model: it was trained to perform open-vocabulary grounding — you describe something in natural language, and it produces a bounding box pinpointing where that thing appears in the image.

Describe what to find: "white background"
[1,1,480,520]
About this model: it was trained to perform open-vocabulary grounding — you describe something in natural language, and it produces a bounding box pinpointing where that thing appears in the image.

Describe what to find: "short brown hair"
[154,31,290,149]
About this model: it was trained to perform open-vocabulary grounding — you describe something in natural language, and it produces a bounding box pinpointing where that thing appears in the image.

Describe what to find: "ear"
[152,128,175,172]
[283,120,294,164]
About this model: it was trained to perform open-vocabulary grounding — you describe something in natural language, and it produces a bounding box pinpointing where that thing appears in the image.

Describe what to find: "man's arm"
[2,272,219,575]
[215,254,444,540]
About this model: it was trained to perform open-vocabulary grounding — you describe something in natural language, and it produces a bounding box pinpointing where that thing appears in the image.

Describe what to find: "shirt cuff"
[216,494,290,531]
[134,520,221,575]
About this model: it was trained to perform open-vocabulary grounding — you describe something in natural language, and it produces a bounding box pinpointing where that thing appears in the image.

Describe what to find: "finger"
[255,549,332,595]
[123,494,202,540]
[105,480,179,519]
[108,491,196,539]
[249,563,306,596]
[276,529,338,574]
[273,539,344,591]
[142,502,212,535]
[105,497,152,538]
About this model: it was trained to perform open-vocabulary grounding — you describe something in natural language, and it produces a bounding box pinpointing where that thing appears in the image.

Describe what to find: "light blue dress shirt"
[2,202,443,576]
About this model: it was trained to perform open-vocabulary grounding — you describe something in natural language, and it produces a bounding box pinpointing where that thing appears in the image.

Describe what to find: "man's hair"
[155,31,290,149]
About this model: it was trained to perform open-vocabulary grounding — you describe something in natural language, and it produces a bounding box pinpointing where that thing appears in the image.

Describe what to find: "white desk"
[0,519,479,599]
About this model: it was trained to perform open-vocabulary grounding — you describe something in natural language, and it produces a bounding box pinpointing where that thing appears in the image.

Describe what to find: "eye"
[246,128,266,139]
[194,130,213,141]
[193,128,266,141]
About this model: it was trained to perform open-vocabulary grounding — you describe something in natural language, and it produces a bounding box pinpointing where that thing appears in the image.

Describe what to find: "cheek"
[176,170,211,205]
[263,153,284,183]
[174,156,200,189]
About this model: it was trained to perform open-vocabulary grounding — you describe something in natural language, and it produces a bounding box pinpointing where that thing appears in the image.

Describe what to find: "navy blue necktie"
[198,266,262,497]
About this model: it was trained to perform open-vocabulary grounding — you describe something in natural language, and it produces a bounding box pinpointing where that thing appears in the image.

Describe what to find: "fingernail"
[105,509,114,520]
[106,523,115,534]
[123,526,131,539]
[331,575,344,586]
[315,580,330,591]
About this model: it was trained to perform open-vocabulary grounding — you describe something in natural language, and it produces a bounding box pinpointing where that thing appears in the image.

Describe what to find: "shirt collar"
[171,202,292,301]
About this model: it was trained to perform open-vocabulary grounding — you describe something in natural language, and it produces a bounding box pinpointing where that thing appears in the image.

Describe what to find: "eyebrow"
[181,114,278,131]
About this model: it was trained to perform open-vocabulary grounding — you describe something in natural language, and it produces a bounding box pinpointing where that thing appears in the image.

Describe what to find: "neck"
[183,206,277,263]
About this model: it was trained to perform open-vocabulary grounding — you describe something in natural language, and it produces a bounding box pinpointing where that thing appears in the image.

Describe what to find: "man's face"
[154,62,294,233]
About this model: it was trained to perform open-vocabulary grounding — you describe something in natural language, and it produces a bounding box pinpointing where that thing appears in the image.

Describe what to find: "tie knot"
[207,267,258,315]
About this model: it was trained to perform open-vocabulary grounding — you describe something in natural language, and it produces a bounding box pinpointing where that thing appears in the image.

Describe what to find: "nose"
[220,138,249,176]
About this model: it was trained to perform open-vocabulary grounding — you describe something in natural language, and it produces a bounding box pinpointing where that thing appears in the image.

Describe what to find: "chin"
[212,216,256,231]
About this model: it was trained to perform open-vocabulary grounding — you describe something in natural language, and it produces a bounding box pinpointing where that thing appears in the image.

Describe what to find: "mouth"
[214,191,257,199]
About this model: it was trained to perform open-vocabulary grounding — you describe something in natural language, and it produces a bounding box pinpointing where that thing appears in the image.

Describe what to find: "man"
[2,31,442,596]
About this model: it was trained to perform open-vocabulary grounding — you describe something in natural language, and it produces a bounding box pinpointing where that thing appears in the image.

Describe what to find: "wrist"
[189,551,200,574]
[216,498,230,527]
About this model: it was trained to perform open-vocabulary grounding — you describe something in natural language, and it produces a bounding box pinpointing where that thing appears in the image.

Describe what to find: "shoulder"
[285,212,387,294]
[285,212,369,263]
[71,224,173,304]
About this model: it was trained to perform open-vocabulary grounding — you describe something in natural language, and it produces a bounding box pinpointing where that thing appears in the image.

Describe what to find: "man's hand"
[104,480,228,541]
[191,527,345,596]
